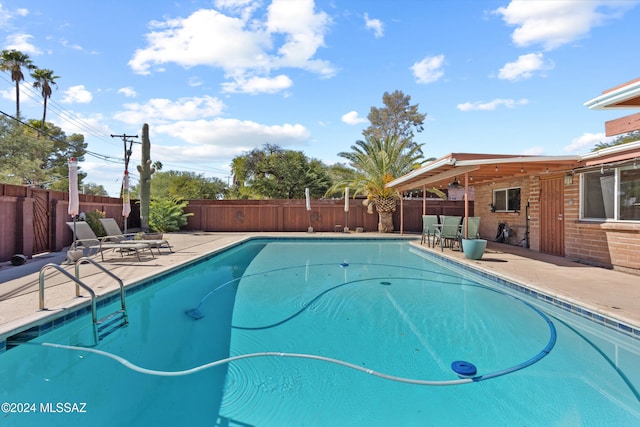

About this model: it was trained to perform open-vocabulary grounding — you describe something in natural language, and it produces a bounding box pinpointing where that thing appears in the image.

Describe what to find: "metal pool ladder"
[39,257,129,343]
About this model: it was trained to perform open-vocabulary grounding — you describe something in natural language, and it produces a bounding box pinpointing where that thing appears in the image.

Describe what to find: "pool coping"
[409,243,640,339]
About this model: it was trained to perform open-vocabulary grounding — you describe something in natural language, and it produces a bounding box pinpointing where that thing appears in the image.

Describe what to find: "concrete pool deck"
[1,232,639,343]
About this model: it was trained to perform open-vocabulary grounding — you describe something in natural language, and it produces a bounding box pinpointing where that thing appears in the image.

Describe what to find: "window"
[581,165,640,221]
[493,187,520,212]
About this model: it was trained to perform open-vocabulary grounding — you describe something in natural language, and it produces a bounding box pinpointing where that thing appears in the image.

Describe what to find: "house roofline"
[584,79,640,110]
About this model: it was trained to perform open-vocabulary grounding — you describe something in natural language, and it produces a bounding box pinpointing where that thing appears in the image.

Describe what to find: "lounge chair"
[421,215,439,246]
[99,218,172,254]
[434,215,462,251]
[66,221,154,262]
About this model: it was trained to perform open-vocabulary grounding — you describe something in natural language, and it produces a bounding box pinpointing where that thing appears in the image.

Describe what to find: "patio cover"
[584,77,640,136]
[386,153,581,192]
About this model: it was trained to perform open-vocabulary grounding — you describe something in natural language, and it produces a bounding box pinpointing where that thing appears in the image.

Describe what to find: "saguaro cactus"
[136,123,155,231]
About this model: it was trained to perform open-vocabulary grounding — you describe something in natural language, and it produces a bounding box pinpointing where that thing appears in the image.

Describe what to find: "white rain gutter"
[579,140,640,161]
[583,80,640,110]
[454,155,579,167]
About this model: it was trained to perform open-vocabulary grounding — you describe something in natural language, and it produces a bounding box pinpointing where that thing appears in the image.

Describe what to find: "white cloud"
[0,5,29,27]
[411,54,445,84]
[498,52,553,80]
[341,111,367,125]
[188,77,203,87]
[563,132,614,153]
[61,85,93,104]
[457,98,529,111]
[50,112,112,138]
[5,33,41,55]
[113,95,225,125]
[117,87,137,98]
[153,118,311,161]
[129,2,334,94]
[522,146,546,156]
[364,13,383,38]
[494,0,637,50]
[59,39,81,50]
[221,74,292,94]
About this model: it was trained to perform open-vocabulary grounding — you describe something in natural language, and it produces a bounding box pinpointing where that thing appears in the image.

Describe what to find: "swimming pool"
[1,239,639,426]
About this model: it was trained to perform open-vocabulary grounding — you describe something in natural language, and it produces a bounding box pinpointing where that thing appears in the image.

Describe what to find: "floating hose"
[35,301,555,386]
[32,261,557,387]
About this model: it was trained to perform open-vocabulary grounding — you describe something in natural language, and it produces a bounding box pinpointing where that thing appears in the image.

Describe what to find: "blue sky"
[2,0,640,196]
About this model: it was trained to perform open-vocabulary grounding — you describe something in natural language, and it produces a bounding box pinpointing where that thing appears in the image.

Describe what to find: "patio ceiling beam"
[605,112,640,136]
[390,165,479,192]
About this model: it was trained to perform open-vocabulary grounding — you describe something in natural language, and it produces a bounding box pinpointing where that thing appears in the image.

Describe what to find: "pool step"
[97,310,129,340]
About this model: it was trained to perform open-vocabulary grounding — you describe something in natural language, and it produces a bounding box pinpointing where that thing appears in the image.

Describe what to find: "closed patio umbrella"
[305,188,313,232]
[344,187,349,232]
[68,157,80,246]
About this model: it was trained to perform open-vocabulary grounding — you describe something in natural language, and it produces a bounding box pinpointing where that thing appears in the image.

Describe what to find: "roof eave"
[584,80,640,110]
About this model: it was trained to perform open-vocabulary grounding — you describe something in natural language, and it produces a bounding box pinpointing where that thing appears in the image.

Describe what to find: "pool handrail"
[39,257,129,344]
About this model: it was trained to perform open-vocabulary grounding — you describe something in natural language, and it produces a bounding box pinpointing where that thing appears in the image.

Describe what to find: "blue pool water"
[1,239,639,426]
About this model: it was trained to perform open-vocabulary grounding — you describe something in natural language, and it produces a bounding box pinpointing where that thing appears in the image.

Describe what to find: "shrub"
[84,209,106,237]
[148,198,193,232]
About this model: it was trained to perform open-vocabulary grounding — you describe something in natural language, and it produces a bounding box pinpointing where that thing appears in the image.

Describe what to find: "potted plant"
[461,238,487,260]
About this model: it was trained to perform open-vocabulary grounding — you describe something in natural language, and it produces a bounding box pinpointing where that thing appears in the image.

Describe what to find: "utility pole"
[110,133,139,176]
[111,133,140,232]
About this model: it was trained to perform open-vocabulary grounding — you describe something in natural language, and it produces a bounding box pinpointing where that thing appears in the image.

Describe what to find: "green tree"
[594,130,640,151]
[0,49,36,118]
[334,135,425,232]
[82,182,109,196]
[31,68,60,134]
[131,170,226,200]
[324,162,357,198]
[230,144,331,199]
[0,116,50,185]
[26,121,88,191]
[363,90,426,146]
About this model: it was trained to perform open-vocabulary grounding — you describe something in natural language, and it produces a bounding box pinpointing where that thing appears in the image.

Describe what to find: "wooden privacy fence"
[0,183,472,262]
[184,199,472,233]
[0,184,139,262]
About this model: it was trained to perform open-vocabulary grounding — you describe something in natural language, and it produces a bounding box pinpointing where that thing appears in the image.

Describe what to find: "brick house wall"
[564,175,640,275]
[472,176,535,248]
[473,174,640,275]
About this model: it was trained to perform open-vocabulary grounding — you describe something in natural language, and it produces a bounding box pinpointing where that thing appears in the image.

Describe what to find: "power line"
[0,109,122,164]
[0,74,118,147]
[110,133,139,173]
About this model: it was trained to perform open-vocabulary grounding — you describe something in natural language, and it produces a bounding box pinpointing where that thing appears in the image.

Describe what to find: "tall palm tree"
[334,135,426,232]
[31,68,60,134]
[0,49,36,118]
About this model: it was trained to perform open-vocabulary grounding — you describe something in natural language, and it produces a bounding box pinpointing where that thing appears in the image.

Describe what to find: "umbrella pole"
[73,216,77,249]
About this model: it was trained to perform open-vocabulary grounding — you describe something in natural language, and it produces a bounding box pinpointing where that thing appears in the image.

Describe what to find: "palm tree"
[0,49,36,118]
[31,68,60,134]
[334,135,426,233]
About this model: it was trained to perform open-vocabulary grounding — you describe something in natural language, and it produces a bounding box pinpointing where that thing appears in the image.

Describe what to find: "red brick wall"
[473,177,533,246]
[564,174,640,273]
[475,174,640,274]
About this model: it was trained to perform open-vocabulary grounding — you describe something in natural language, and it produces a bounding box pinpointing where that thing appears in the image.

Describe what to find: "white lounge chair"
[99,218,172,254]
[66,221,154,262]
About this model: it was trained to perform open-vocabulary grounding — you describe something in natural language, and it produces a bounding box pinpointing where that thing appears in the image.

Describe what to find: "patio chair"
[421,215,439,246]
[434,215,462,251]
[99,218,173,254]
[66,221,154,262]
